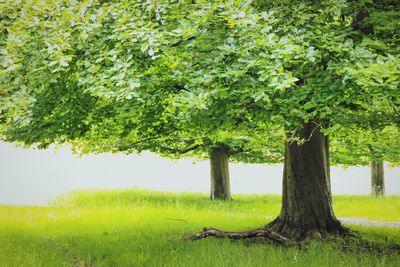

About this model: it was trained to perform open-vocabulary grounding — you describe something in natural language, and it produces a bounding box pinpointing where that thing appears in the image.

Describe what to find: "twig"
[303,121,321,143]
[164,217,188,223]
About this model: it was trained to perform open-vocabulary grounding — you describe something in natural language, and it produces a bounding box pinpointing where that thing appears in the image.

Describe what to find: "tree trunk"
[267,122,346,240]
[210,143,231,200]
[371,161,384,196]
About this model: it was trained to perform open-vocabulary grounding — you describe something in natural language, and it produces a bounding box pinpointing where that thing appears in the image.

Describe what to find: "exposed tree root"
[183,226,400,257]
[266,217,353,241]
[183,227,297,246]
[183,220,354,245]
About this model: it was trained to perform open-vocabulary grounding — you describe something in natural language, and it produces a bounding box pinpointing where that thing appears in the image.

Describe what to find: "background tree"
[331,125,400,196]
[72,116,284,201]
[1,0,399,241]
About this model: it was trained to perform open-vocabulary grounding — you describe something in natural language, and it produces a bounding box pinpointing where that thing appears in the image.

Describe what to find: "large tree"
[1,0,399,241]
[0,0,284,201]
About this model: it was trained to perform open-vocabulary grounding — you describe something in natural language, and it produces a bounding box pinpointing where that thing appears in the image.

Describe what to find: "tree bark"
[267,122,347,240]
[371,161,385,196]
[210,143,231,200]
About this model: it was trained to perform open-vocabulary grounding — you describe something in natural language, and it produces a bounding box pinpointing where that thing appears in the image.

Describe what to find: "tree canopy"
[0,0,288,164]
[1,0,399,147]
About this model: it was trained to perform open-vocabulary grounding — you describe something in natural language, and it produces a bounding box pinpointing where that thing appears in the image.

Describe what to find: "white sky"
[0,142,399,205]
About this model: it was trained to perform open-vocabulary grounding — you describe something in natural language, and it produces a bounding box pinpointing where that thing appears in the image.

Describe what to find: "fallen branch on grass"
[183,227,297,245]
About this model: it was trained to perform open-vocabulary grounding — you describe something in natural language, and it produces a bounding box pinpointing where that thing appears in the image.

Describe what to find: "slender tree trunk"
[267,122,346,240]
[371,161,384,196]
[210,143,231,200]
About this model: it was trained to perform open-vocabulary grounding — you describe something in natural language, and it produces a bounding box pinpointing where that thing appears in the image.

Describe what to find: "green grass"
[1,189,399,266]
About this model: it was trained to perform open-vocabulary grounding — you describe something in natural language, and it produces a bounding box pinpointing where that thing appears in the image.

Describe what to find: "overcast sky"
[0,142,399,206]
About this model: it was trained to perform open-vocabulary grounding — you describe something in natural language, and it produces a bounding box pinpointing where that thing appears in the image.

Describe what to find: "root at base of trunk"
[183,227,297,245]
[266,217,352,241]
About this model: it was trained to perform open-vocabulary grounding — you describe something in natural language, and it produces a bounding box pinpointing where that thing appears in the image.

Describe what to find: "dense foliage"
[0,0,399,160]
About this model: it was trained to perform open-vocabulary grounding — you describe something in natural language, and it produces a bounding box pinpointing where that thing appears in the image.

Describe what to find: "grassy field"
[0,189,399,266]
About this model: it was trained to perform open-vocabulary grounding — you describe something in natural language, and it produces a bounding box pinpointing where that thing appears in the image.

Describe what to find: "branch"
[172,84,190,93]
[171,35,197,48]
[350,10,374,39]
[117,136,162,150]
[179,144,201,154]
[183,227,296,245]
[158,143,202,155]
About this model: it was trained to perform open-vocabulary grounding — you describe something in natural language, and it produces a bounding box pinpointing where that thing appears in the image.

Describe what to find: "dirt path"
[340,217,400,228]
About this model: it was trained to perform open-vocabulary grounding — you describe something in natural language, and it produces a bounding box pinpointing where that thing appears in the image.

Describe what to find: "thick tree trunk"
[210,143,231,200]
[187,123,349,243]
[371,161,384,196]
[267,122,346,240]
